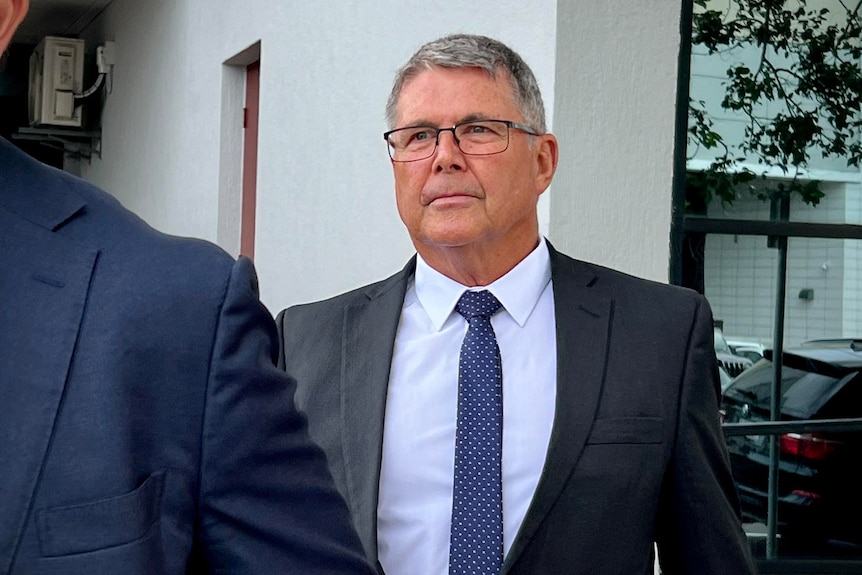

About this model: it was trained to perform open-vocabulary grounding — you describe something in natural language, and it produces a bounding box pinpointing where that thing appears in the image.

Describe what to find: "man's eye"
[465,124,490,134]
[410,130,434,142]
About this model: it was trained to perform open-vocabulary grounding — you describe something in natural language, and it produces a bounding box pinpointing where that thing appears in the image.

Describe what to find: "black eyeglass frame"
[383,119,540,162]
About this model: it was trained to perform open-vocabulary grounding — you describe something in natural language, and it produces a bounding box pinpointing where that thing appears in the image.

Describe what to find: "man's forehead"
[396,66,515,118]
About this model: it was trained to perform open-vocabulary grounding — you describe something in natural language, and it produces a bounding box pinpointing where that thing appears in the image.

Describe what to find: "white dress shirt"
[378,239,557,575]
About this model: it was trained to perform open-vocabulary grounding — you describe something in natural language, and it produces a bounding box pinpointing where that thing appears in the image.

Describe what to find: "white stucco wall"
[550,2,682,283]
[74,1,681,313]
[78,0,216,240]
[76,0,558,314]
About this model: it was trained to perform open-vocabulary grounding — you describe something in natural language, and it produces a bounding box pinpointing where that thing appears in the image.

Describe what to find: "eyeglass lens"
[387,120,511,161]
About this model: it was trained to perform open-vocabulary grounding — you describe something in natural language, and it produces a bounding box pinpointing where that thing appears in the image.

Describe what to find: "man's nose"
[434,128,465,171]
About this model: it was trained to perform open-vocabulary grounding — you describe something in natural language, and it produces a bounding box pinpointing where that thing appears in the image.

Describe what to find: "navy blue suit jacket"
[0,138,373,574]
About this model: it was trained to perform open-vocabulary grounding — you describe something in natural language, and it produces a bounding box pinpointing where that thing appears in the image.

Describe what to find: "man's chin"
[413,230,483,251]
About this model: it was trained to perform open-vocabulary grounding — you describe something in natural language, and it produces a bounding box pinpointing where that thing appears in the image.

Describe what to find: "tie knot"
[456,290,502,320]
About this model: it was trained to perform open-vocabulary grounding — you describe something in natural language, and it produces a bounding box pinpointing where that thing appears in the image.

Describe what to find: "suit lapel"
[502,246,612,573]
[337,247,611,570]
[0,206,97,573]
[340,259,414,564]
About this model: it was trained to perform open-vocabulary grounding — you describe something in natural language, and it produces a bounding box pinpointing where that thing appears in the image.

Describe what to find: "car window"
[725,360,849,419]
[782,372,851,417]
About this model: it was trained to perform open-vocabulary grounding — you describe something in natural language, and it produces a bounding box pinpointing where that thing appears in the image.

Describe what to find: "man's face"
[391,66,556,259]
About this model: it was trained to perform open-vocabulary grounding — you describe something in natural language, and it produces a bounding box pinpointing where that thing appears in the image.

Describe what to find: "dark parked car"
[721,339,862,547]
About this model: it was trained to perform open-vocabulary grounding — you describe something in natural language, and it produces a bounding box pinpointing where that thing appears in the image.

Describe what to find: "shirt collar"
[414,238,552,331]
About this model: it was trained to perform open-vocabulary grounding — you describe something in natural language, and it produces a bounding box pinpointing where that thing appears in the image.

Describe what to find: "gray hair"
[385,34,547,134]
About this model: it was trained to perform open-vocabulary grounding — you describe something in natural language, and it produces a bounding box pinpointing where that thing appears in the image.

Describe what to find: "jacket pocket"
[37,471,164,557]
[585,417,664,445]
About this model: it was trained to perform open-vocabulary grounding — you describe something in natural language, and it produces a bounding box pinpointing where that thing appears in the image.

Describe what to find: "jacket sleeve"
[654,294,757,574]
[194,256,374,574]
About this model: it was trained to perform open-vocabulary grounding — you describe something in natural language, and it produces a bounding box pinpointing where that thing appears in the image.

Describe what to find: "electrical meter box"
[29,36,85,127]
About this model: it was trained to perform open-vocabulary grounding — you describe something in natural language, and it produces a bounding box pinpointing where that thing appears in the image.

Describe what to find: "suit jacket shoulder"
[549,245,704,308]
[1,137,234,279]
[0,138,373,575]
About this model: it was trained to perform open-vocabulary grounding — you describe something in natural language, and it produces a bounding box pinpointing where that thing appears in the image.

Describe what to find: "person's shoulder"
[7,141,231,268]
[79,179,228,262]
[551,248,703,304]
[283,260,413,318]
[1,141,239,304]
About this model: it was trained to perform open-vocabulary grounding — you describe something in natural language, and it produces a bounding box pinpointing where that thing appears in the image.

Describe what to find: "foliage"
[688,0,861,208]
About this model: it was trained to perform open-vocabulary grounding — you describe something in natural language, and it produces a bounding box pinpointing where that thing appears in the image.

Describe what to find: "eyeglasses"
[383,119,539,162]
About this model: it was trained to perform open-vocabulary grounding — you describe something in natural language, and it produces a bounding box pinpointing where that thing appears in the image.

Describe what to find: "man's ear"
[0,0,29,54]
[534,133,558,195]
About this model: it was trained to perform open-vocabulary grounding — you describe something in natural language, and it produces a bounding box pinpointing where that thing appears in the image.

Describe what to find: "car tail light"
[783,490,822,507]
[779,432,841,461]
[789,490,821,501]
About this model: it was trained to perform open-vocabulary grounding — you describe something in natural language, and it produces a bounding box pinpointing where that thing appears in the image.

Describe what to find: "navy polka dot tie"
[449,290,503,575]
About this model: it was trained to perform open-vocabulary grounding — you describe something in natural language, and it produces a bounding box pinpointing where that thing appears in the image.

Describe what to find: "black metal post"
[669,0,694,287]
[766,195,789,558]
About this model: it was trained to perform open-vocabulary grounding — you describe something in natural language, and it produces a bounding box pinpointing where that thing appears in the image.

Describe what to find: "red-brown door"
[240,60,260,259]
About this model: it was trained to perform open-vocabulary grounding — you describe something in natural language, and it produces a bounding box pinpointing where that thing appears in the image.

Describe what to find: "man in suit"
[277,34,756,574]
[0,1,374,573]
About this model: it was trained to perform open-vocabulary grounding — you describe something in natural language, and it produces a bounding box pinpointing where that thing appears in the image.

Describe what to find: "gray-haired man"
[278,34,756,575]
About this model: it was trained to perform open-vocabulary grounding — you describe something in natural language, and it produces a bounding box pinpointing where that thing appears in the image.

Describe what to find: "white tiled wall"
[704,181,861,347]
[843,186,862,336]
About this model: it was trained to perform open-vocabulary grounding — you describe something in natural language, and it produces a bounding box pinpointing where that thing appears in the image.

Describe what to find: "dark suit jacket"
[0,138,373,575]
[277,245,757,574]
